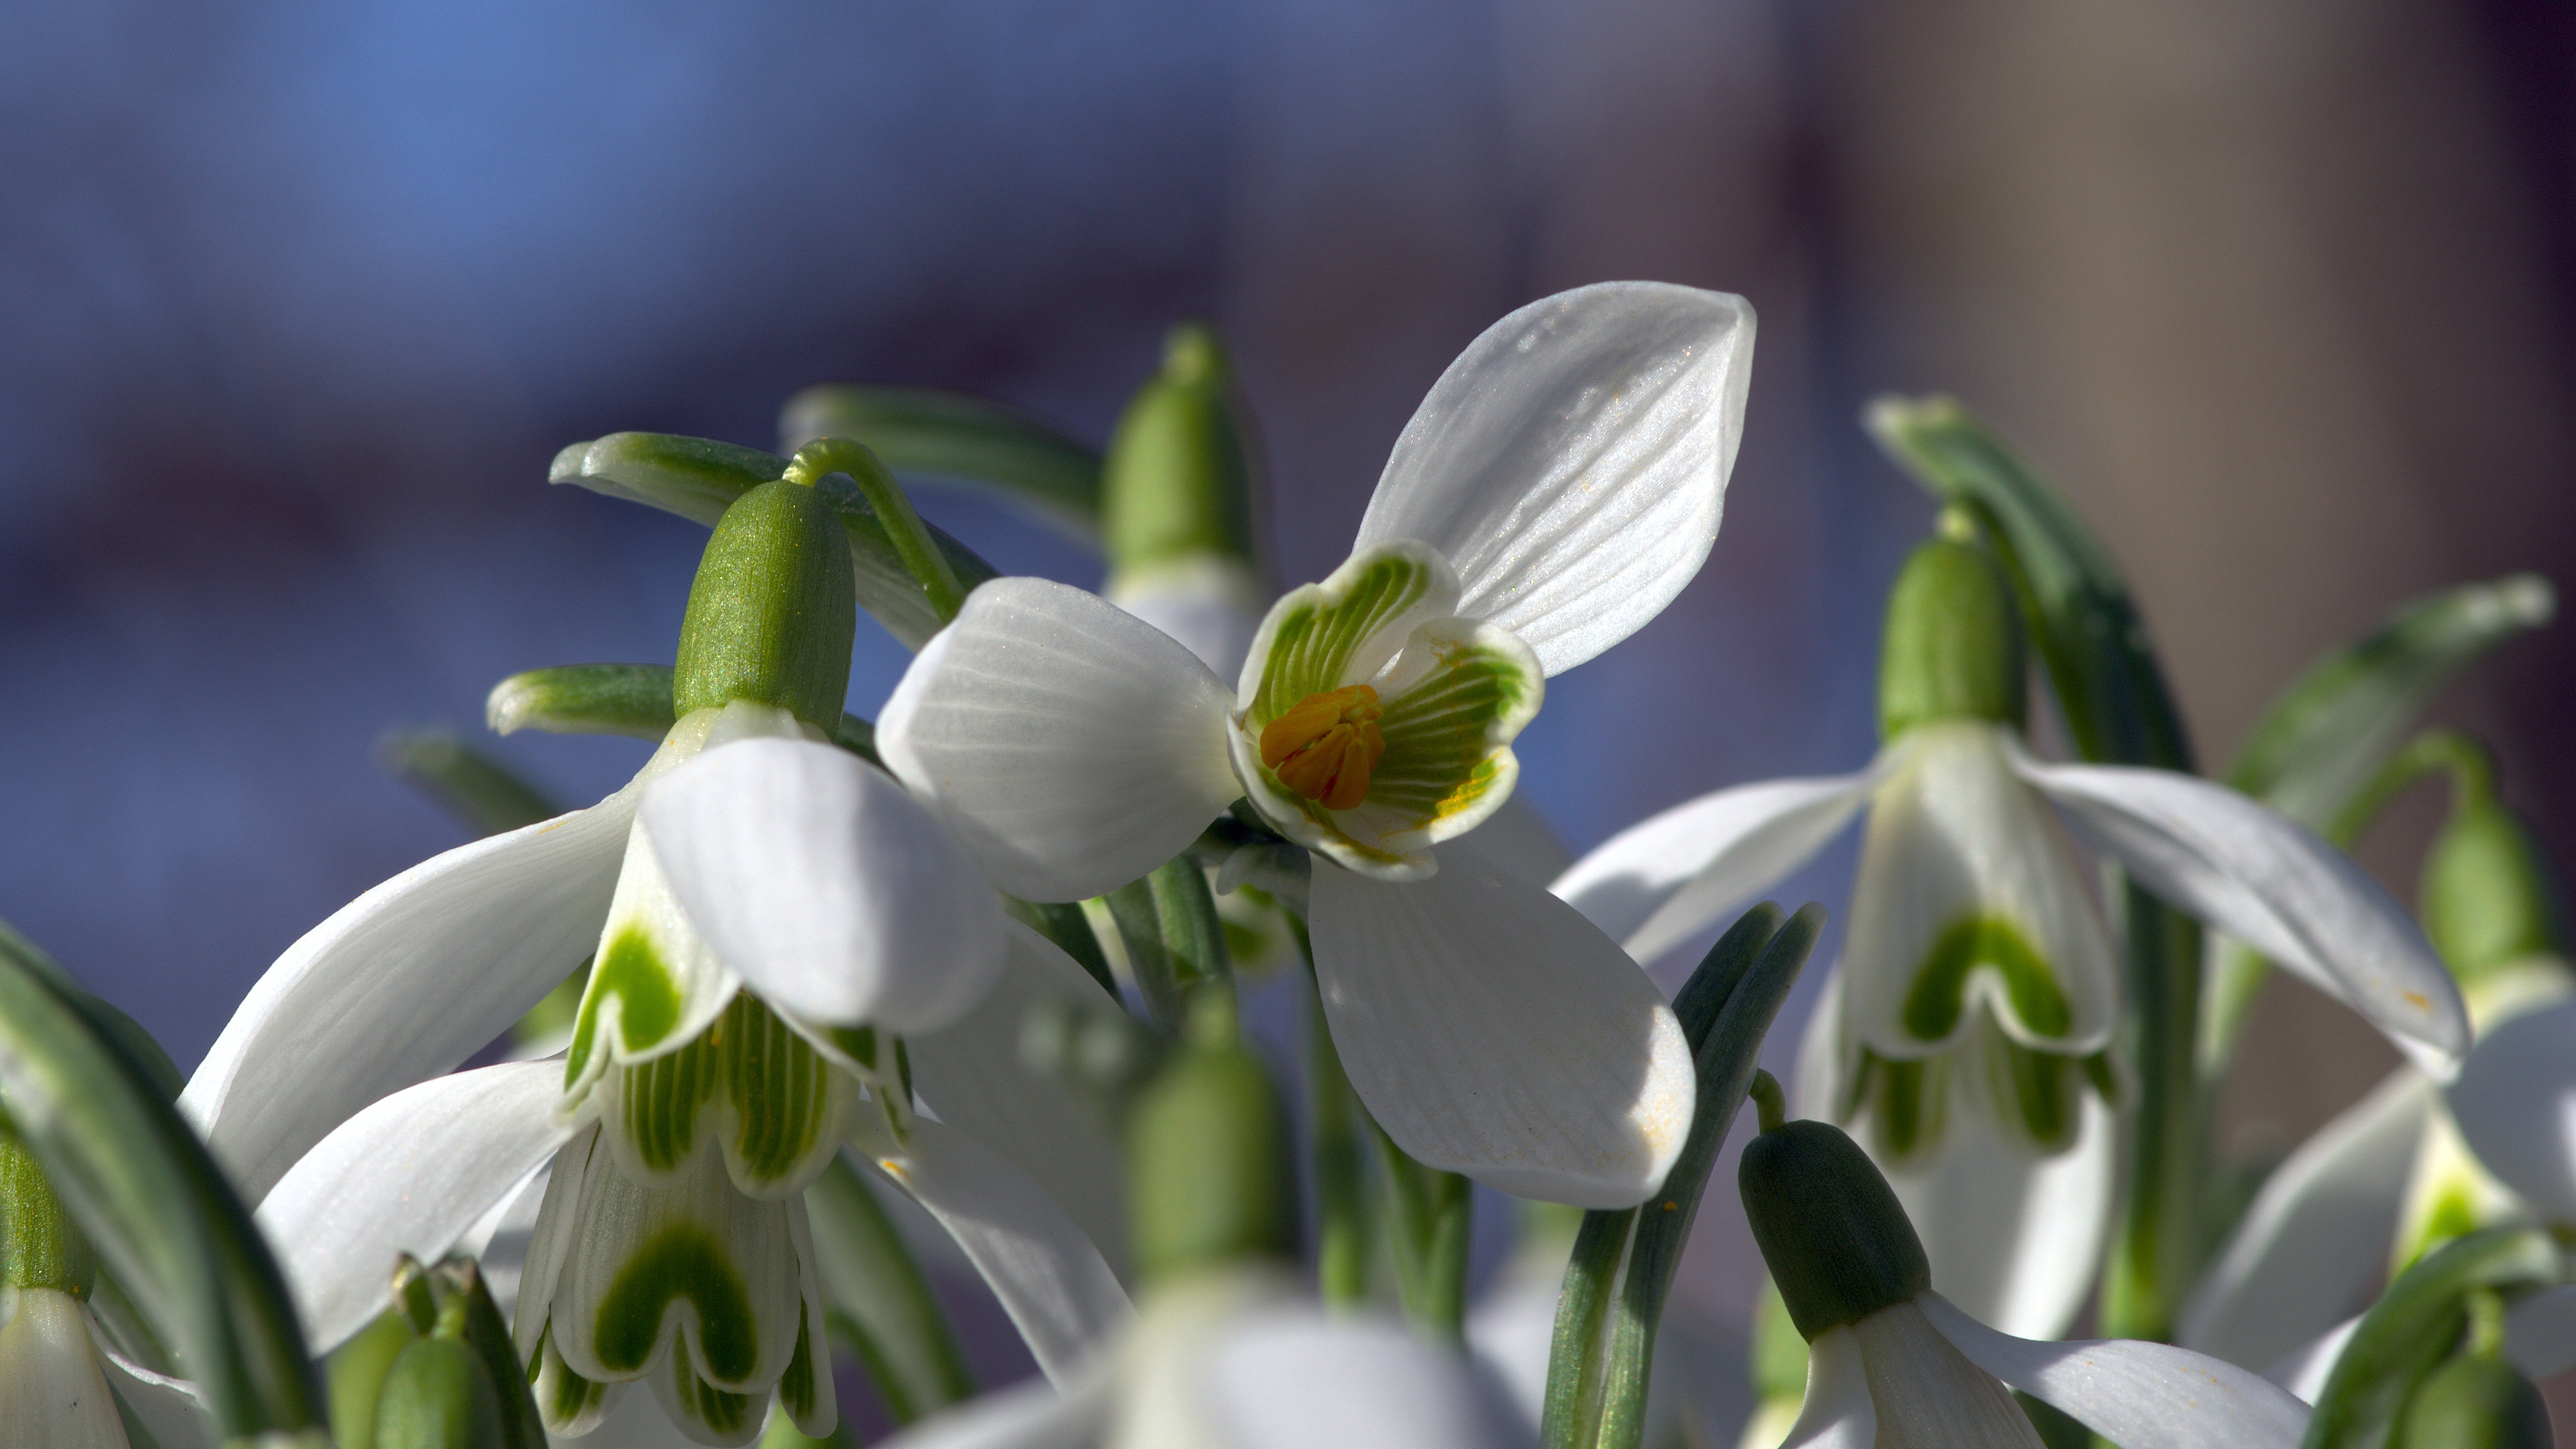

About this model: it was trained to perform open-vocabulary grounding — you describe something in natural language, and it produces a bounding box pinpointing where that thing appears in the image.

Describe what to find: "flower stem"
[786,437,967,625]
[1368,1121,1471,1340]
[1299,932,1371,1309]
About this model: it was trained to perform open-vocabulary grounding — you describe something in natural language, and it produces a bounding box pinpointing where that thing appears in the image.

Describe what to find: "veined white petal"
[181,777,637,1201]
[2504,1283,2576,1382]
[0,1288,126,1449]
[2012,746,2467,1078]
[561,816,741,1090]
[1203,1306,1536,1449]
[256,1061,573,1352]
[644,736,1008,1034]
[464,1158,551,1326]
[1781,1325,1876,1449]
[1923,1294,2309,1448]
[879,577,1240,903]
[2176,1069,2434,1369]
[2263,1316,2360,1404]
[516,1126,598,1362]
[908,922,1131,1281]
[879,1374,1110,1449]
[2447,1000,2576,1220]
[559,1381,720,1448]
[94,1338,212,1449]
[1552,767,1878,964]
[1354,282,1755,677]
[1845,724,2117,1059]
[853,1114,1134,1385]
[1109,554,1269,682]
[1851,1299,2042,1448]
[1308,843,1695,1208]
[1883,1085,2113,1340]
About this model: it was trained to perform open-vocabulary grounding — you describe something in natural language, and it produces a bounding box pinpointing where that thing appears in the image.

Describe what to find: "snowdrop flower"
[182,479,1038,1444]
[1559,535,2463,1335]
[1741,1118,2308,1449]
[2181,741,2572,1372]
[881,280,1755,1208]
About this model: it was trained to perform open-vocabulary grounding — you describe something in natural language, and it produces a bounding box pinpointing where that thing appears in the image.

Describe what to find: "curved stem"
[787,438,967,625]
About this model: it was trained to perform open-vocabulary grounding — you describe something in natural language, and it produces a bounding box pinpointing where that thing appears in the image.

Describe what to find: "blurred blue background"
[6,0,2573,1379]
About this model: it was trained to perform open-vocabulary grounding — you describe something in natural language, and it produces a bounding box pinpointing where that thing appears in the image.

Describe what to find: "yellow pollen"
[1260,684,1387,810]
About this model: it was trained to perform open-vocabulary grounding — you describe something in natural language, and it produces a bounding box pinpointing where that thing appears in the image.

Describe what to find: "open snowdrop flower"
[187,478,1038,1444]
[881,280,1754,1208]
[1559,535,2464,1335]
[1741,1117,2309,1449]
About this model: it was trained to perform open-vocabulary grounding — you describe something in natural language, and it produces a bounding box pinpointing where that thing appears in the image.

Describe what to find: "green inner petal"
[568,928,684,1085]
[1248,547,1444,726]
[610,994,847,1193]
[1900,914,2074,1043]
[1980,1033,2082,1154]
[530,1322,611,1433]
[592,1223,758,1381]
[778,1311,820,1424]
[667,1327,759,1437]
[1857,1051,1947,1163]
[1366,640,1536,825]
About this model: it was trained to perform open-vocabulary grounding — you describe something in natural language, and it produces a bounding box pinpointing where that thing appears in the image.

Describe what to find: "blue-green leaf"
[782,386,1102,543]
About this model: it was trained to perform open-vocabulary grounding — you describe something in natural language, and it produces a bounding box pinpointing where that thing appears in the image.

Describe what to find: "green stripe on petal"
[1242,541,1459,722]
[529,1323,616,1437]
[601,994,857,1198]
[566,820,739,1095]
[1898,914,2076,1044]
[657,1328,761,1440]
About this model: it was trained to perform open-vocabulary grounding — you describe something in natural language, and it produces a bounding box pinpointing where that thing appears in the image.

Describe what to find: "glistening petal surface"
[855,1114,1134,1386]
[181,782,635,1200]
[644,736,1007,1034]
[2447,1000,2576,1221]
[2177,1069,2434,1370]
[256,1061,574,1352]
[1885,1086,2114,1340]
[1308,842,1695,1208]
[1553,767,1877,963]
[2016,748,2467,1077]
[879,577,1240,902]
[1923,1294,2310,1449]
[1355,281,1755,676]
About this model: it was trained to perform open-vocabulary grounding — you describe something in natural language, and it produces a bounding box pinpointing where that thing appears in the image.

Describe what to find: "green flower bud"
[674,478,859,731]
[328,1311,417,1449]
[0,1128,93,1297]
[1878,529,2027,741]
[2419,747,2566,984]
[1126,994,1295,1287]
[1738,1119,1930,1339]
[331,1256,545,1449]
[2395,1350,2553,1449]
[1102,325,1260,582]
[373,1335,503,1449]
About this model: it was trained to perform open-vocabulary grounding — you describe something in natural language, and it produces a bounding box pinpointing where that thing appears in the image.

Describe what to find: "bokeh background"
[7,0,2573,1428]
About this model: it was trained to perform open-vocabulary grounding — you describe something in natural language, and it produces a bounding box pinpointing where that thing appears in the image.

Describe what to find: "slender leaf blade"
[781,385,1102,541]
[803,1155,974,1422]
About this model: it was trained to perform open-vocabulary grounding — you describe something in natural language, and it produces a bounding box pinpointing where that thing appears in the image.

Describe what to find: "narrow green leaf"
[0,922,327,1442]
[1595,905,1821,1449]
[1301,947,1371,1308]
[1103,856,1233,1036]
[378,731,562,835]
[781,385,1102,541]
[485,664,680,741]
[1366,1120,1471,1340]
[1541,904,1786,1449]
[549,433,1000,651]
[1002,898,1117,1000]
[802,1155,973,1422]
[2301,1228,2561,1449]
[2230,574,2553,830]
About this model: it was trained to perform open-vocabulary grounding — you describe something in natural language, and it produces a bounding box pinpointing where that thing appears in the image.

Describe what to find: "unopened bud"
[2395,1349,2553,1449]
[2417,739,2566,985]
[1127,992,1295,1287]
[329,1255,545,1449]
[1104,325,1260,582]
[1738,1119,1930,1339]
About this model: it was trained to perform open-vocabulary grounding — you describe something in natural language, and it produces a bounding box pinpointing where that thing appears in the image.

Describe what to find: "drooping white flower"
[1557,720,2461,1336]
[880,281,1755,1208]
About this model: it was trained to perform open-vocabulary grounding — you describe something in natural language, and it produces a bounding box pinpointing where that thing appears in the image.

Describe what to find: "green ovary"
[1900,914,2074,1042]
[592,1224,759,1382]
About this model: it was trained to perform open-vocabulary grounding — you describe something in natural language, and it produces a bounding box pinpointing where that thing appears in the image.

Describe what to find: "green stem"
[802,1156,975,1421]
[1104,857,1233,1036]
[1299,930,1371,1309]
[2100,881,2204,1342]
[1366,1120,1471,1340]
[1748,1070,1786,1134]
[788,438,967,625]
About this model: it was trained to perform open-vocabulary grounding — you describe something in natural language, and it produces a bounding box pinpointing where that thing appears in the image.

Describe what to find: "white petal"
[1781,1325,1877,1449]
[1884,1086,2114,1340]
[255,1061,574,1352]
[2447,1000,2576,1220]
[1552,768,1876,964]
[2177,1069,2434,1369]
[1923,1293,2310,1449]
[2504,1283,2576,1382]
[95,1340,213,1449]
[1850,1299,2042,1448]
[644,736,1008,1033]
[2263,1316,2361,1404]
[908,922,1131,1281]
[1354,282,1755,676]
[1108,555,1268,682]
[0,1289,127,1449]
[853,1113,1134,1385]
[1472,794,1573,888]
[1203,1306,1536,1449]
[879,577,1240,902]
[181,783,634,1200]
[1309,843,1695,1208]
[1845,724,2118,1059]
[879,1375,1110,1449]
[464,1158,553,1326]
[2013,747,2467,1077]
